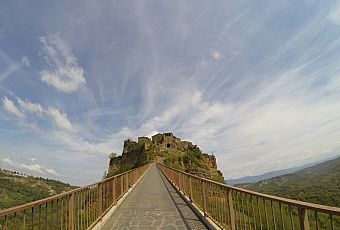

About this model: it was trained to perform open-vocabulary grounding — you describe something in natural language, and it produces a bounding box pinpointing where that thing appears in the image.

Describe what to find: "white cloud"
[2,157,13,165]
[328,2,340,26]
[40,34,86,93]
[2,96,25,118]
[21,56,30,67]
[17,98,44,114]
[3,96,74,132]
[212,51,223,61]
[1,157,59,176]
[196,59,207,69]
[47,107,74,132]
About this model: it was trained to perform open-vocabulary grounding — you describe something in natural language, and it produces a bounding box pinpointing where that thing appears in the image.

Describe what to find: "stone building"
[148,133,193,151]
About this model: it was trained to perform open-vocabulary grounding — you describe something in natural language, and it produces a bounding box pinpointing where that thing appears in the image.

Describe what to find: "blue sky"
[1,0,340,185]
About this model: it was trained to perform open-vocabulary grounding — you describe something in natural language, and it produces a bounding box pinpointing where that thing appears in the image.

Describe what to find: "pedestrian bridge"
[0,163,339,230]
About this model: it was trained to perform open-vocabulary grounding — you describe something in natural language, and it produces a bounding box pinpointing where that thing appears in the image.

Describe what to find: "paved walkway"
[101,164,210,230]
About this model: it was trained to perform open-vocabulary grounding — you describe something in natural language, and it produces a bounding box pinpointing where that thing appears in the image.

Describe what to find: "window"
[167,143,171,148]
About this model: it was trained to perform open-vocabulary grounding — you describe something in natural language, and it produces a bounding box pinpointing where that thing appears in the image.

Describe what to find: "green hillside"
[239,156,340,207]
[0,169,75,210]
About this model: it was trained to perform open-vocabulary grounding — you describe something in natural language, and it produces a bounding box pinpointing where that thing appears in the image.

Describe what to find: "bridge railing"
[158,164,340,230]
[0,164,149,230]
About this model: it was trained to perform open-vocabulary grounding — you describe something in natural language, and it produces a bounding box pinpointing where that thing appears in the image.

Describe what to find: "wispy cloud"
[47,107,73,132]
[40,34,86,93]
[328,1,340,26]
[21,56,30,67]
[2,96,25,118]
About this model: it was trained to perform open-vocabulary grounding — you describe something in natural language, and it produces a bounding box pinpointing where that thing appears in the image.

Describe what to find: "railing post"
[68,193,74,230]
[98,183,103,216]
[298,207,310,230]
[227,189,236,230]
[202,179,207,216]
[189,176,193,202]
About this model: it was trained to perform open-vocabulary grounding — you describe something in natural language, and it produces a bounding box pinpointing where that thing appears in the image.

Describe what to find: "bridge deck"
[101,164,209,230]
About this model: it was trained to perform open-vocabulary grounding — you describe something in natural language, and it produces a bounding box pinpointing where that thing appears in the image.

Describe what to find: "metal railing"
[158,164,340,230]
[0,164,149,230]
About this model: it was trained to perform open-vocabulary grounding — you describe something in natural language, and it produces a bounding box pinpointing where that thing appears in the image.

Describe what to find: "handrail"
[158,163,340,230]
[0,163,150,230]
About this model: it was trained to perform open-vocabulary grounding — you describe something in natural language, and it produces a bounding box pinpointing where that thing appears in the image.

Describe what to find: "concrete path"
[101,164,209,230]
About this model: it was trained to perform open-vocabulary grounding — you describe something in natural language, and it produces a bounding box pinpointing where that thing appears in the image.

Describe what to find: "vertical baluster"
[86,189,89,228]
[56,199,59,230]
[88,189,91,225]
[257,197,263,230]
[31,207,34,229]
[279,203,285,230]
[251,196,256,230]
[246,194,251,229]
[120,176,123,198]
[189,176,193,202]
[80,193,83,230]
[235,192,240,229]
[39,204,41,230]
[23,209,26,230]
[13,212,17,230]
[264,199,269,230]
[69,194,74,230]
[61,199,64,230]
[76,193,79,230]
[112,178,116,203]
[98,184,103,218]
[330,214,334,230]
[219,186,223,225]
[298,207,310,230]
[3,215,7,230]
[92,188,94,224]
[45,202,48,230]
[202,179,207,216]
[217,186,221,226]
[271,200,276,230]
[314,211,319,230]
[289,206,295,230]
[241,193,245,230]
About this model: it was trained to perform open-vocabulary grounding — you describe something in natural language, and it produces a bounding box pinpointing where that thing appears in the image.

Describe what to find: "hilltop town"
[107,133,225,183]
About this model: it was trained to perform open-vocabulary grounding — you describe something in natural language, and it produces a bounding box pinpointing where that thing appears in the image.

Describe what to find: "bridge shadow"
[157,169,211,230]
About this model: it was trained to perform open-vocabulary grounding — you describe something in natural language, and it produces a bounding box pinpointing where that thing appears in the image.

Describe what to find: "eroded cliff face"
[107,133,225,183]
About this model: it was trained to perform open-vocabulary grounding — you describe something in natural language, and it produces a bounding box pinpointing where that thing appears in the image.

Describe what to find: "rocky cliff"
[107,133,225,183]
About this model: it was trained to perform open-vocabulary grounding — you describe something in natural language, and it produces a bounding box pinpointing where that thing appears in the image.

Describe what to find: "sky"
[1,0,340,185]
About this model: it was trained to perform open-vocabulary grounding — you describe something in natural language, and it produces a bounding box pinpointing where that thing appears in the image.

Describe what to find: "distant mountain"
[228,165,308,185]
[0,168,76,210]
[228,156,339,185]
[239,157,340,207]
